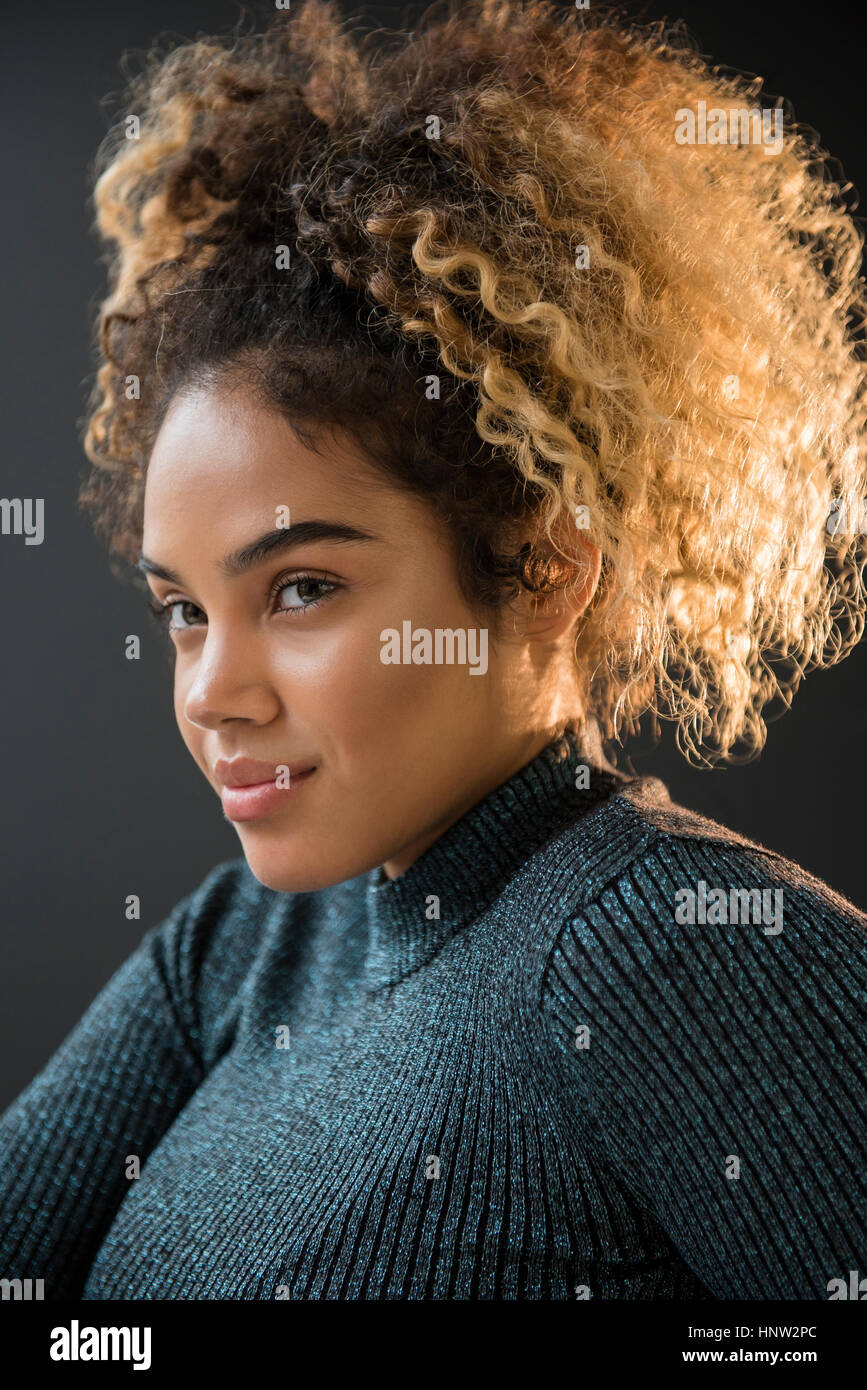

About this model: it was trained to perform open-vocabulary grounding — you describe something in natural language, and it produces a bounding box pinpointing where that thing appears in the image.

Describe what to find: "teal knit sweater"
[1,727,865,1299]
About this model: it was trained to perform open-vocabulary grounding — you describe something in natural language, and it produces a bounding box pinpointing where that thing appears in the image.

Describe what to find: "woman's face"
[140,379,578,891]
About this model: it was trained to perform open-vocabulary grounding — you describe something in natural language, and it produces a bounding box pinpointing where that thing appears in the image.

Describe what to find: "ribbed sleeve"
[540,835,867,1299]
[0,890,210,1298]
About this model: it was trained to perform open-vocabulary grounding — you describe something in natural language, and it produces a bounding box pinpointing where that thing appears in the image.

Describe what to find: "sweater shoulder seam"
[532,791,865,1026]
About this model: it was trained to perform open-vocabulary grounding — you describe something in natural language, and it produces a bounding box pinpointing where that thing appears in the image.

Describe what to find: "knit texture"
[1,726,865,1299]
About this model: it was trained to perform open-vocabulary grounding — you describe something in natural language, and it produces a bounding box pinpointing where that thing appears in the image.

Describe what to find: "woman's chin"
[237,841,359,896]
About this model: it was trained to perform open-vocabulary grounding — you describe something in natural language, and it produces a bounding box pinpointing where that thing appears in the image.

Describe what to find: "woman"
[1,0,866,1300]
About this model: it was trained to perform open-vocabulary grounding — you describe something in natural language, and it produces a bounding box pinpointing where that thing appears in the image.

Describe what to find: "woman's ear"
[518,530,602,642]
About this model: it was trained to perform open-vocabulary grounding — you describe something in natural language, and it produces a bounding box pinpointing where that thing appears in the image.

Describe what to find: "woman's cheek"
[270,621,377,696]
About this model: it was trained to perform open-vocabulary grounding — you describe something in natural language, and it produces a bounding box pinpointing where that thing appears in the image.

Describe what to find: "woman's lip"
[220,767,316,822]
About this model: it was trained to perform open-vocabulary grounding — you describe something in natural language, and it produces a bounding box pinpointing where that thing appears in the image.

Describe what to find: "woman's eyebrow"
[137,518,382,585]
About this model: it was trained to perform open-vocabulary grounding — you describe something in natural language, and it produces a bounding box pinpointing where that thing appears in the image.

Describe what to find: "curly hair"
[78,0,867,765]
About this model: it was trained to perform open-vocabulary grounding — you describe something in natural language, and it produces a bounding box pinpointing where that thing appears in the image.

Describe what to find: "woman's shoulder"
[152,854,279,976]
[537,768,867,980]
[606,773,865,926]
[538,771,867,1114]
[140,856,303,1067]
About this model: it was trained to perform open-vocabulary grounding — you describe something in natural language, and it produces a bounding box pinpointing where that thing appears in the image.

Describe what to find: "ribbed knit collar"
[363,722,620,990]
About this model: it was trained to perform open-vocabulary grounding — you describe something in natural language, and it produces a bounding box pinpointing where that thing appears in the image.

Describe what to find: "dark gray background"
[2,0,864,1108]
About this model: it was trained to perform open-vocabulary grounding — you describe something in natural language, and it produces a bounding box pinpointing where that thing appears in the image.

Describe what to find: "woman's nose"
[181,628,281,729]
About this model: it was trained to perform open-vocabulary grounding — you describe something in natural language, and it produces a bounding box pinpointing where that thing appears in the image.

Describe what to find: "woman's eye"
[146,572,338,635]
[275,574,336,613]
[166,600,205,630]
